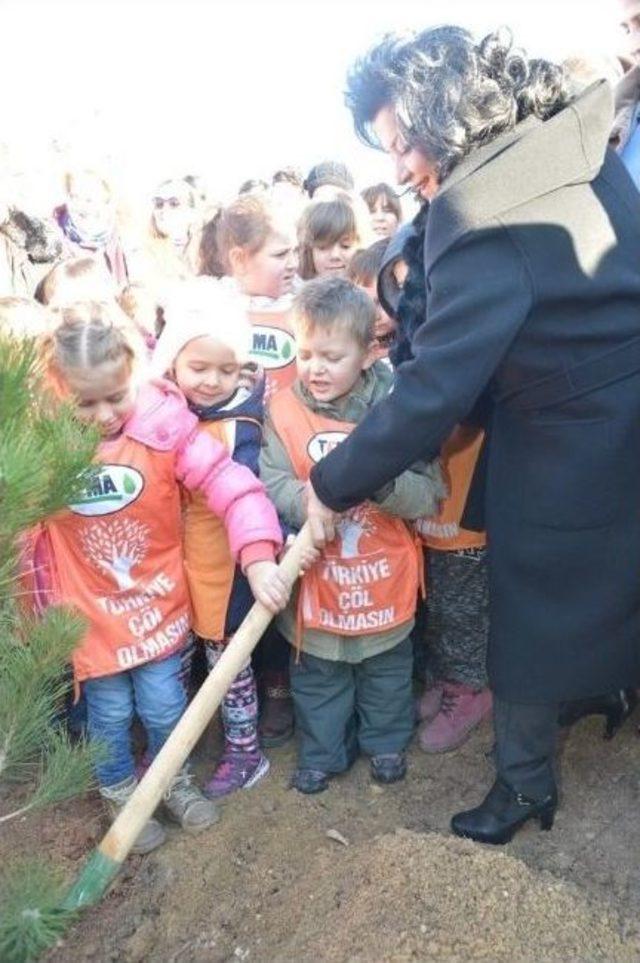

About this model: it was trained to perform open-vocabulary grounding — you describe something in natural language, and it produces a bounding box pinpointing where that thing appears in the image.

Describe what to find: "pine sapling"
[0,332,99,960]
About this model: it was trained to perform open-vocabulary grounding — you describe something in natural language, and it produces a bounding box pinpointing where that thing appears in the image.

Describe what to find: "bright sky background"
[0,0,625,210]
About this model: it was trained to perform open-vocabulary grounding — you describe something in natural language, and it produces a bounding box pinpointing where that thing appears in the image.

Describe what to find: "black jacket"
[311,81,640,701]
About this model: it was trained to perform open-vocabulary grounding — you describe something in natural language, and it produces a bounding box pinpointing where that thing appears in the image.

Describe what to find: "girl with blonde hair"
[23,300,286,853]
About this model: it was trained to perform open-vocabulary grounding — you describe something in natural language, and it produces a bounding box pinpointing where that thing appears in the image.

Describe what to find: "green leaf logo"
[123,474,136,495]
[281,340,292,360]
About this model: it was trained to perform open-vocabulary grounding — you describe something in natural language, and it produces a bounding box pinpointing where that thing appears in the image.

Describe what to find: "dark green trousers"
[289,636,414,773]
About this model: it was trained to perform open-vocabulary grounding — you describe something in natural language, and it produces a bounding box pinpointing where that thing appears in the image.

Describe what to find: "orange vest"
[182,419,251,640]
[45,434,190,681]
[270,388,420,641]
[416,425,486,551]
[248,308,297,402]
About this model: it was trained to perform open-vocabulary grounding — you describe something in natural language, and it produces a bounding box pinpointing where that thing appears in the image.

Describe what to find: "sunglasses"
[153,196,182,209]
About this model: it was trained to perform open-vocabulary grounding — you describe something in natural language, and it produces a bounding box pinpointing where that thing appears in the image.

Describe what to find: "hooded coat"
[311,81,640,703]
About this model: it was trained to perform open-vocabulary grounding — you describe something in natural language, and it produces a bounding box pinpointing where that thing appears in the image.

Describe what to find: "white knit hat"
[150,276,252,378]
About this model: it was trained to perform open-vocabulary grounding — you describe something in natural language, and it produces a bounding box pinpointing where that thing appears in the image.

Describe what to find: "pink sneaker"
[415,682,444,723]
[204,750,270,799]
[418,683,492,753]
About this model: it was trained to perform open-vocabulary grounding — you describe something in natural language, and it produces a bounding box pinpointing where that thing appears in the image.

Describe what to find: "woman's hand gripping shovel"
[61,522,315,912]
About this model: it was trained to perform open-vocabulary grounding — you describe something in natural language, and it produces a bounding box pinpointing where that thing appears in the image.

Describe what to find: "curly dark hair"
[346,26,570,180]
[345,33,412,148]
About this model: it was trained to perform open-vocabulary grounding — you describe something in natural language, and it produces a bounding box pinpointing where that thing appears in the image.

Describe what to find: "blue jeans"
[83,653,186,789]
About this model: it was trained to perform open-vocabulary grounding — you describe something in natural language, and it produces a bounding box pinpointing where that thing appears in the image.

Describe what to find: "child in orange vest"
[216,194,300,745]
[27,301,286,853]
[261,276,445,794]
[413,426,492,752]
[216,193,299,402]
[151,277,299,797]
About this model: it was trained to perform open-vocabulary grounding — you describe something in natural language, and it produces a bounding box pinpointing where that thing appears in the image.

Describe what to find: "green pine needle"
[0,334,98,576]
[0,860,76,962]
[0,333,104,949]
[0,609,88,786]
[29,730,100,812]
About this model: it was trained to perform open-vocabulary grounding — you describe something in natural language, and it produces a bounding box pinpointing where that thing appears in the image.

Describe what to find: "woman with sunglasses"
[129,177,203,297]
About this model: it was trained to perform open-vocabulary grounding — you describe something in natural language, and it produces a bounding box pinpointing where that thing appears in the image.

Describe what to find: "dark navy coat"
[311,81,640,702]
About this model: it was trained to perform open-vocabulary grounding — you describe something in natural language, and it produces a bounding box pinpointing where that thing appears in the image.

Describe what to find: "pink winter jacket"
[21,379,282,618]
[126,379,282,562]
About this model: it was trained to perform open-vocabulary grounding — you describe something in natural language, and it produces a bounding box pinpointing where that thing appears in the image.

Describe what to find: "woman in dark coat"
[306,26,640,844]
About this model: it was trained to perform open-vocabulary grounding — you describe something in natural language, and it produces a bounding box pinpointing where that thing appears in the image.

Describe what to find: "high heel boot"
[558,687,638,740]
[451,778,557,845]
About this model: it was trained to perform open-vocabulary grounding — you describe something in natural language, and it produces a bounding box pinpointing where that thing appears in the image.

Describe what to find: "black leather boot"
[451,778,557,845]
[558,687,638,740]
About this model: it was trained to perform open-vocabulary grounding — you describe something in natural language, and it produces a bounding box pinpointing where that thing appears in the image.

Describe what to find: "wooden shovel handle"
[99,522,313,863]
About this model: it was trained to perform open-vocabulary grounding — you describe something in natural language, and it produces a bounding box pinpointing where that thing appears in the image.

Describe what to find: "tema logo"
[250,325,296,370]
[307,431,348,463]
[69,465,145,517]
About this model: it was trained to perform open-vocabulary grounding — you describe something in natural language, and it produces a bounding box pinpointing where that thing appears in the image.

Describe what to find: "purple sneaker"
[204,750,270,799]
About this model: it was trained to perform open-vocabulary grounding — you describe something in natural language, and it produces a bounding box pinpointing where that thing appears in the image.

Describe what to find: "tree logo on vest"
[69,465,145,517]
[250,325,296,370]
[336,504,376,558]
[307,431,348,463]
[81,518,150,590]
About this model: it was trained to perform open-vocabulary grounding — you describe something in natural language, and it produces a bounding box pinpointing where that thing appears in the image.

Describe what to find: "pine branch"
[0,333,104,955]
[0,335,98,594]
[29,729,100,810]
[0,731,100,825]
[0,860,76,962]
[0,609,86,784]
[0,336,36,425]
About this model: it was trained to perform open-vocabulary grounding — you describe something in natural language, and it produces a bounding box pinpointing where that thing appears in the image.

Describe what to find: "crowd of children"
[3,158,501,853]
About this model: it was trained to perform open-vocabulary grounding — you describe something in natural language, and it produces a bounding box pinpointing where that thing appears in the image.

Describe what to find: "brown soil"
[3,712,640,962]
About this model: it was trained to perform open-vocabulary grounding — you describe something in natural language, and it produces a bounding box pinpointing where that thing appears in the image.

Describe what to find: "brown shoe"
[259,673,294,747]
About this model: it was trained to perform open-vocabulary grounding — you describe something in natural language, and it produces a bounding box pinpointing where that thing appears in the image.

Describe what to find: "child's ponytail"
[39,301,142,398]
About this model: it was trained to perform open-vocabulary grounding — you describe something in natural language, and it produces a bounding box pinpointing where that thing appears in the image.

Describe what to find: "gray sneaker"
[100,775,166,855]
[163,768,218,833]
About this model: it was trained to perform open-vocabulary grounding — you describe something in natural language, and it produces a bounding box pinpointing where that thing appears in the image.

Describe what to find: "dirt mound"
[36,720,640,962]
[271,829,637,962]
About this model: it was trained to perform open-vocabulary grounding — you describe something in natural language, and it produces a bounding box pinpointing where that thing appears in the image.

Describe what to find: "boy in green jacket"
[260,276,444,794]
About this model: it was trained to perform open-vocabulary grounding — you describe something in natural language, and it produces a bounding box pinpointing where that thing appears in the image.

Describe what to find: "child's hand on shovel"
[246,560,291,613]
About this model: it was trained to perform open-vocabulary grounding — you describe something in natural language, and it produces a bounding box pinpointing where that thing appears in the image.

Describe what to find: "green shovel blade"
[60,850,122,912]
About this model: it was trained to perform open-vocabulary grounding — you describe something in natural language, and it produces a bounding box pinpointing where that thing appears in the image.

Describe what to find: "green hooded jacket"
[260,361,446,662]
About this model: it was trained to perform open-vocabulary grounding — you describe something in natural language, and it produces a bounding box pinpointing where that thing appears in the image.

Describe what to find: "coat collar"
[293,362,392,422]
[425,80,614,271]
